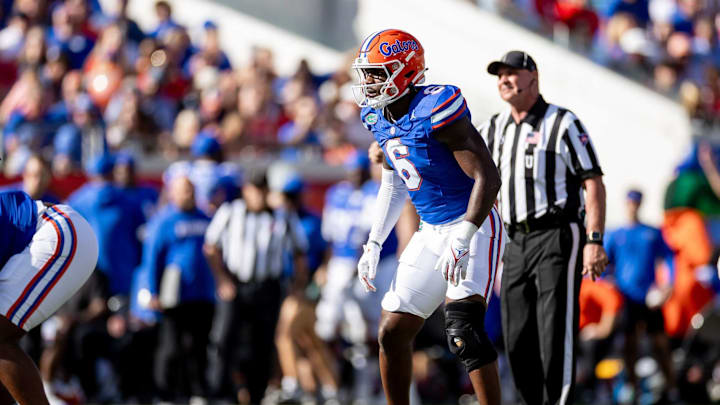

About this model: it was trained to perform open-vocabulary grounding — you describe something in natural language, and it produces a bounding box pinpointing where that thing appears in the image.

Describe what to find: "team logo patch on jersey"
[366,113,378,125]
[379,39,419,56]
[578,133,589,146]
[424,85,445,95]
[526,131,540,144]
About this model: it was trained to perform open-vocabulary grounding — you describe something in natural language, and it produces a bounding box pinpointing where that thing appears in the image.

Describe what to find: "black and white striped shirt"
[478,96,603,226]
[205,199,308,283]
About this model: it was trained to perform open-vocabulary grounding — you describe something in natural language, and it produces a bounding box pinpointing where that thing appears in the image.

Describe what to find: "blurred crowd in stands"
[0,0,369,181]
[0,0,455,403]
[473,0,720,132]
[1,0,720,404]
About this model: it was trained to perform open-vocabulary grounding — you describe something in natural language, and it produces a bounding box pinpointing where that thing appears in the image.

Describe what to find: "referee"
[477,51,608,405]
[203,168,308,403]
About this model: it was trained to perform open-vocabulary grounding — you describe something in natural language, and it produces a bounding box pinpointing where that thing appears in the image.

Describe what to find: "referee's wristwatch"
[586,231,603,245]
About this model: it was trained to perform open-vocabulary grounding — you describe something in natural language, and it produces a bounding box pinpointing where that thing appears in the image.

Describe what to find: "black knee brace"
[445,301,498,372]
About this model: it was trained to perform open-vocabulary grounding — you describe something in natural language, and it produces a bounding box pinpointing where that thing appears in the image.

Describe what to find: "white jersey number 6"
[385,138,422,191]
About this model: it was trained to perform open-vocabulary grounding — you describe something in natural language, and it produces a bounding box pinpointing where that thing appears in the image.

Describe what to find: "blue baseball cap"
[281,174,304,194]
[627,190,643,203]
[114,151,136,167]
[54,124,82,163]
[344,152,370,171]
[203,20,218,31]
[191,132,221,157]
[86,154,115,176]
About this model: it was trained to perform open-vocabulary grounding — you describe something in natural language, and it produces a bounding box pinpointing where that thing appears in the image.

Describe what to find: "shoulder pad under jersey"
[411,85,468,131]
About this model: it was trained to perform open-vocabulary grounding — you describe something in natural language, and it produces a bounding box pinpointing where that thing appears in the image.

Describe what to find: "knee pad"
[445,301,498,372]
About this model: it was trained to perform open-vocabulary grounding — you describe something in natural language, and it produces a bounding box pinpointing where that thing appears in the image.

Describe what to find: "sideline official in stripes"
[478,51,608,405]
[203,168,308,403]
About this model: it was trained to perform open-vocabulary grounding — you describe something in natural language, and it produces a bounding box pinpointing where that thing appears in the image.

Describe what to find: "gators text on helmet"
[352,29,427,109]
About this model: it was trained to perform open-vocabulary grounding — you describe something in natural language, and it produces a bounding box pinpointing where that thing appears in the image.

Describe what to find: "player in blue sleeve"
[352,29,505,405]
[0,190,98,405]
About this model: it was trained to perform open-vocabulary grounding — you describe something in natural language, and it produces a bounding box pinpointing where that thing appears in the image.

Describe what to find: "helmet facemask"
[351,59,406,109]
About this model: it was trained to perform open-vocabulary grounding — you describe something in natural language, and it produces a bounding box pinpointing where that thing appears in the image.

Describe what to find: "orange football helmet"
[352,29,427,108]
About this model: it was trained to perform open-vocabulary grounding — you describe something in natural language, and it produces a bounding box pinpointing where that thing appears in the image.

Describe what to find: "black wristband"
[585,239,603,245]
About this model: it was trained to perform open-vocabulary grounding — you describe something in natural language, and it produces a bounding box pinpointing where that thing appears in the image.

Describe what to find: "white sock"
[321,384,338,399]
[281,376,299,393]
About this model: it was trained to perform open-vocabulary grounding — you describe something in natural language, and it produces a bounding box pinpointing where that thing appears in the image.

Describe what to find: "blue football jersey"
[361,85,473,225]
[0,191,37,269]
[322,180,397,259]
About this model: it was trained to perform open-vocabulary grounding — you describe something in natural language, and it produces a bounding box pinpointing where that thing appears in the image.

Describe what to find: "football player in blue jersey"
[353,29,506,405]
[316,152,402,403]
[316,152,399,345]
[0,190,98,405]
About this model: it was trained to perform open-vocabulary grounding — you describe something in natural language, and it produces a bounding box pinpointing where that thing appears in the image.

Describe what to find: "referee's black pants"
[501,222,584,405]
[207,279,282,402]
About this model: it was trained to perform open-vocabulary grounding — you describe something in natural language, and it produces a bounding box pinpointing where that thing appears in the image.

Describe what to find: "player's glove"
[358,241,382,292]
[435,221,478,286]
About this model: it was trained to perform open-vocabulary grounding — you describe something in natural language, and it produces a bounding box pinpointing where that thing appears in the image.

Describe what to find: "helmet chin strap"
[374,86,410,110]
[380,86,416,123]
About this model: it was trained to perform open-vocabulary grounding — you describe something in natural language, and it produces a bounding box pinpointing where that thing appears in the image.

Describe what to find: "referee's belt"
[506,214,572,234]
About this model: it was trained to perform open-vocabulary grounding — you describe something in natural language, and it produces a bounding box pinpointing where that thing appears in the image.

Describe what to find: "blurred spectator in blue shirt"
[46,70,83,127]
[53,121,84,177]
[277,96,321,161]
[2,71,53,159]
[101,0,146,46]
[604,189,678,400]
[607,0,650,26]
[149,1,183,40]
[113,151,159,220]
[605,190,676,303]
[46,3,95,70]
[670,0,700,34]
[55,93,107,165]
[143,174,215,307]
[142,175,214,400]
[185,20,232,77]
[67,154,145,296]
